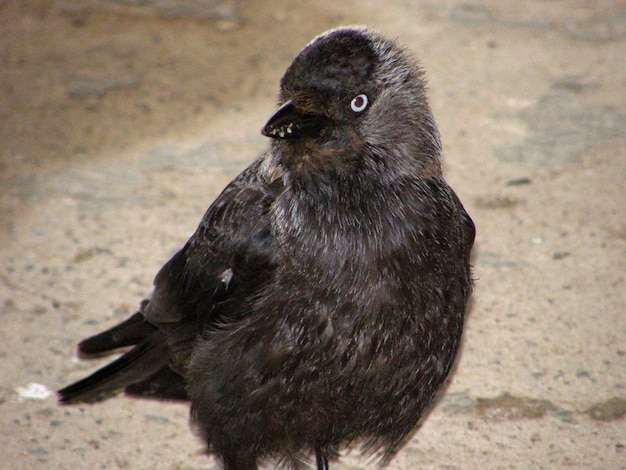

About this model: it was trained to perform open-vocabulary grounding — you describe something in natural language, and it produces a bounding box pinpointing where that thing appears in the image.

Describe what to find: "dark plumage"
[58,26,475,469]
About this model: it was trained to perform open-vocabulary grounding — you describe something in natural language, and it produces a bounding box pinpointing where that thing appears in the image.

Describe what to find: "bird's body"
[59,27,475,469]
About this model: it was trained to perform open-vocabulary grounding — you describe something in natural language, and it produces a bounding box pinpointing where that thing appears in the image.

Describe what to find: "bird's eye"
[350,94,369,113]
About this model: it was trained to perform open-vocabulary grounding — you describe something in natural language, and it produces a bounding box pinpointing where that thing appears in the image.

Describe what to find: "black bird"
[58,27,475,469]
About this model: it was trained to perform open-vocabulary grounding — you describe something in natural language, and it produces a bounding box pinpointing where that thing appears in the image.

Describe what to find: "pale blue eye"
[350,94,368,113]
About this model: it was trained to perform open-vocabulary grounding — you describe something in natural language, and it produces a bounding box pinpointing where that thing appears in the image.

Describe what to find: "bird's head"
[262,27,443,185]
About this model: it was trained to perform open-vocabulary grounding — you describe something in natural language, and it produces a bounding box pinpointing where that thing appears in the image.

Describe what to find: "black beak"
[261,101,324,140]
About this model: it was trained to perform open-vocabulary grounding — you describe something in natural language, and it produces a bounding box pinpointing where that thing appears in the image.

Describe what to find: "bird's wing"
[145,154,283,368]
[459,206,476,263]
[58,154,283,403]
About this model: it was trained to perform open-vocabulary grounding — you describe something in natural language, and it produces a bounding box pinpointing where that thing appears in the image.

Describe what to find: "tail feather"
[124,365,189,401]
[78,310,156,358]
[58,331,169,404]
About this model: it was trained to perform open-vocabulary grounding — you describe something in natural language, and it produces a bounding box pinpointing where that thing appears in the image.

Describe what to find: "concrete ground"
[1,1,624,469]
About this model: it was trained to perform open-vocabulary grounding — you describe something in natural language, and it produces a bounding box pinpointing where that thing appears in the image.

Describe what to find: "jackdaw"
[58,26,475,470]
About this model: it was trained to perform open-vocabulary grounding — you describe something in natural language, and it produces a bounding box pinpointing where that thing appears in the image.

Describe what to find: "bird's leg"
[222,453,257,470]
[315,447,329,470]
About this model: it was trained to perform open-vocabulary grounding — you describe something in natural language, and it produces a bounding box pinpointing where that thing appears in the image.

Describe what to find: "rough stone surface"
[56,0,237,21]
[1,1,624,469]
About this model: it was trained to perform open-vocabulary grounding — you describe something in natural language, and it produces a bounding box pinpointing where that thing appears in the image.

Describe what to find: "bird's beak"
[261,100,324,140]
